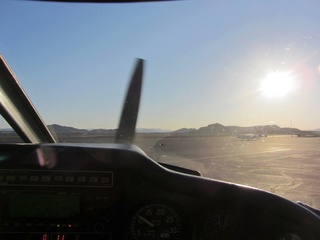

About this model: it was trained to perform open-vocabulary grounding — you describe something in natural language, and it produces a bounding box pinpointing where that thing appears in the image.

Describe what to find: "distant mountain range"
[172,123,303,136]
[45,123,317,137]
[46,124,171,134]
[1,123,320,139]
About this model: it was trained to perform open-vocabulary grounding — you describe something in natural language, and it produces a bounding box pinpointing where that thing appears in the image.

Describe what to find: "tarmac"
[142,135,320,209]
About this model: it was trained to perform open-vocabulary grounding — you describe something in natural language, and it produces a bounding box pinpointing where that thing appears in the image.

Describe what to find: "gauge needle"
[138,215,154,227]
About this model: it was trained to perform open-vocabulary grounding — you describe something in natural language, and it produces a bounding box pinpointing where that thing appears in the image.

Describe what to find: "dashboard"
[0,143,319,240]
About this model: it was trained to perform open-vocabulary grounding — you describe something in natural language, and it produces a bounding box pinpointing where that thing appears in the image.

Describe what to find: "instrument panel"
[0,170,117,240]
[0,143,319,240]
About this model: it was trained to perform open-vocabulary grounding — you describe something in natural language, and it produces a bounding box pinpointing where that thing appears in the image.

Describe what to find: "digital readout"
[9,194,80,218]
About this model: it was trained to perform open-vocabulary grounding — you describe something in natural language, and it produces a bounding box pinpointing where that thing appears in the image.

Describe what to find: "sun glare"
[260,71,295,97]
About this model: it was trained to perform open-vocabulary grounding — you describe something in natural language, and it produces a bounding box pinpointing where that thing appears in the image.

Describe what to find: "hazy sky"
[1,0,320,130]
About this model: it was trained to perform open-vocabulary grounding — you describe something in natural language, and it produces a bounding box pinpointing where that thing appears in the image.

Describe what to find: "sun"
[260,71,295,97]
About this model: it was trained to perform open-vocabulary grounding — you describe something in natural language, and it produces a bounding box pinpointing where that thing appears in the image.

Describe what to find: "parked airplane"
[237,133,258,141]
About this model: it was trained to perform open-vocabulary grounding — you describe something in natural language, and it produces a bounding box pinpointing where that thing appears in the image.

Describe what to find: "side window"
[0,116,22,143]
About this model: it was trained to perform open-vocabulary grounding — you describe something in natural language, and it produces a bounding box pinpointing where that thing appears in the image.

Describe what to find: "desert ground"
[135,135,320,210]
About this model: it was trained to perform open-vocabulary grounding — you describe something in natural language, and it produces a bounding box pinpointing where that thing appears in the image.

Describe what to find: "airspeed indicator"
[130,203,182,240]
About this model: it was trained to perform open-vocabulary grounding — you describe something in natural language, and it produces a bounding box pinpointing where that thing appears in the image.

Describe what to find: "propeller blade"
[115,59,144,143]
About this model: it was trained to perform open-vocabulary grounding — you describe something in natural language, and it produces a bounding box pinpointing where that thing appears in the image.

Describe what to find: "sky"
[1,0,320,130]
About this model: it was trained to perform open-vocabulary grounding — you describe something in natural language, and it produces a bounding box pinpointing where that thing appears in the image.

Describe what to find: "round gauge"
[130,203,182,240]
[200,209,238,240]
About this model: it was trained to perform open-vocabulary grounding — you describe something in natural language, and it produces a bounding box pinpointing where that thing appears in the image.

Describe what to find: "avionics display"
[9,194,80,218]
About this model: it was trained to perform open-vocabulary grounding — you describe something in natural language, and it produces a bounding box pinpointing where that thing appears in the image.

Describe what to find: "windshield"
[1,0,320,209]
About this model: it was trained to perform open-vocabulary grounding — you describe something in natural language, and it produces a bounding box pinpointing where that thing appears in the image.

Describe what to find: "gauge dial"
[130,203,182,240]
[200,209,238,240]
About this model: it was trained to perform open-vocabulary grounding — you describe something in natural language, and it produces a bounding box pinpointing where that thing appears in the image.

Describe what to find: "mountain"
[196,123,232,136]
[227,125,300,135]
[0,123,310,140]
[47,124,87,133]
[46,125,172,134]
[170,123,302,136]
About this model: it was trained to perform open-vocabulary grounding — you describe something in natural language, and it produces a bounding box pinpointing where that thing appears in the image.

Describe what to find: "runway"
[142,135,320,209]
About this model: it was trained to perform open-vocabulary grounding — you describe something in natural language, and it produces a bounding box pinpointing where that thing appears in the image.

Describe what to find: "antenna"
[115,59,144,143]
